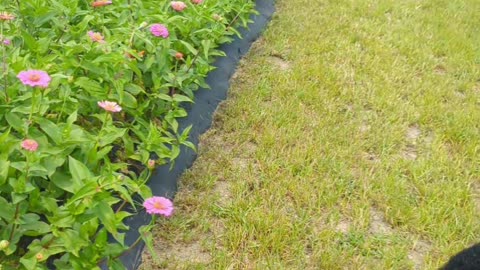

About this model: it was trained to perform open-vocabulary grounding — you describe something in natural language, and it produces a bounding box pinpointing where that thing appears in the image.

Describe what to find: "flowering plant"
[0,0,254,269]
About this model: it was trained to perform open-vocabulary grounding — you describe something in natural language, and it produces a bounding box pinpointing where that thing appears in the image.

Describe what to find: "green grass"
[140,0,480,269]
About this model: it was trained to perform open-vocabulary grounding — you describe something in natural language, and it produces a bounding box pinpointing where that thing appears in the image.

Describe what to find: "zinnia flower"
[171,1,187,11]
[21,139,39,152]
[92,0,112,7]
[88,31,105,43]
[143,196,174,216]
[191,0,203,4]
[150,24,169,38]
[0,12,15,21]
[17,70,51,88]
[98,100,122,112]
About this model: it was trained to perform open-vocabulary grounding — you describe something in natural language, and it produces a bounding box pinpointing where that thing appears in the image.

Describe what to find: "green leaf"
[5,112,25,133]
[125,84,145,95]
[109,259,126,270]
[140,225,160,263]
[20,256,37,270]
[201,39,211,59]
[37,118,63,144]
[94,201,118,236]
[66,181,97,206]
[20,221,51,236]
[68,156,93,182]
[180,40,198,55]
[51,170,77,193]
[57,229,89,257]
[74,77,105,96]
[122,92,138,108]
[0,160,10,185]
[172,94,193,103]
[42,156,66,177]
[0,197,14,221]
[21,30,38,52]
[99,127,127,147]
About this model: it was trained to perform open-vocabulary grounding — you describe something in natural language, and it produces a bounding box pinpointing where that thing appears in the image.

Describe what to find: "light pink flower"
[17,70,51,88]
[150,24,169,38]
[21,139,39,152]
[2,39,11,46]
[98,100,122,112]
[92,0,112,7]
[191,0,203,4]
[0,12,15,21]
[171,1,187,11]
[88,31,105,43]
[143,196,174,216]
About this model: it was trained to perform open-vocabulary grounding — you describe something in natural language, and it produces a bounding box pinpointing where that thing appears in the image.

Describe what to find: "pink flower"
[92,0,112,7]
[143,196,174,216]
[0,12,15,21]
[17,70,51,88]
[88,31,105,43]
[150,24,169,38]
[21,139,39,152]
[98,100,122,112]
[2,39,11,46]
[191,0,203,4]
[171,1,187,11]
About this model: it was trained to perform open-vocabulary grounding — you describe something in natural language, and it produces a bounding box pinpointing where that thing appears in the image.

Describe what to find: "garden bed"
[115,0,274,268]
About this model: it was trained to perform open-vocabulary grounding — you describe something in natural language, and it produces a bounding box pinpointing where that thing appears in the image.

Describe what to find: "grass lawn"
[140,0,480,269]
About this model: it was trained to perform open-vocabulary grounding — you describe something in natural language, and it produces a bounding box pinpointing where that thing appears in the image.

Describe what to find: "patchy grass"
[140,0,480,269]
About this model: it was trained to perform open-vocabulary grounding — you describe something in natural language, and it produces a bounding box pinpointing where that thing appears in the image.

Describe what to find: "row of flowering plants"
[0,0,254,269]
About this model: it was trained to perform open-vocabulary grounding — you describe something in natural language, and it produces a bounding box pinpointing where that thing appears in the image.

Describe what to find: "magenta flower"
[150,24,169,38]
[143,196,174,216]
[21,139,39,152]
[17,70,51,88]
[171,1,187,11]
[98,100,122,112]
[2,39,11,46]
[88,31,105,43]
[191,0,203,4]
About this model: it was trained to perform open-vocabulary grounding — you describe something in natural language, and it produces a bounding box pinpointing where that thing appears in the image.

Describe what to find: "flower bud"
[175,52,184,60]
[139,22,148,29]
[147,159,156,170]
[35,252,44,261]
[0,240,9,250]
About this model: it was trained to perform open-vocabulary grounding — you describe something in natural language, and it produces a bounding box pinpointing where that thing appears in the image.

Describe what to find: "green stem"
[8,204,20,243]
[1,23,8,103]
[26,88,38,135]
[56,86,70,124]
[94,112,109,149]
